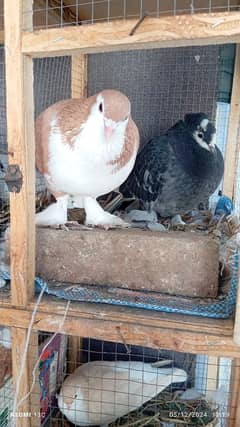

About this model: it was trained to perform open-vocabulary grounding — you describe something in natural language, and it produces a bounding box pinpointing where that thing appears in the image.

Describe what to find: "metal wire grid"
[0,0,3,32]
[40,336,193,426]
[0,330,234,426]
[16,335,234,427]
[88,45,220,147]
[34,56,71,118]
[0,327,13,427]
[234,119,240,216]
[0,329,235,426]
[33,56,72,195]
[21,0,240,30]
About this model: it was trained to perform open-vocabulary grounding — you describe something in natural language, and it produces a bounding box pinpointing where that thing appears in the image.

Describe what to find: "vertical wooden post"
[233,59,240,342]
[233,253,240,345]
[67,54,88,373]
[227,46,240,427]
[227,360,240,427]
[222,45,240,200]
[4,1,36,425]
[27,333,41,427]
[71,54,88,99]
[5,0,35,307]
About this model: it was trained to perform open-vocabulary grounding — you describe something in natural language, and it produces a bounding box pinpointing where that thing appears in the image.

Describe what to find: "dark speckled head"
[184,113,216,151]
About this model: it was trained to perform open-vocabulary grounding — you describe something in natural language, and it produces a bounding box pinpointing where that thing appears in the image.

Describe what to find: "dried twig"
[129,13,148,36]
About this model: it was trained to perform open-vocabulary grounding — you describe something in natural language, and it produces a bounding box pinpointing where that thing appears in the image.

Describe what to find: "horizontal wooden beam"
[35,297,234,337]
[22,12,240,58]
[0,300,238,356]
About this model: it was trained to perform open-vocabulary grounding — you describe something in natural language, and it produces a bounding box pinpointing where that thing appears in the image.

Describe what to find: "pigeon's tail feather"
[119,173,136,198]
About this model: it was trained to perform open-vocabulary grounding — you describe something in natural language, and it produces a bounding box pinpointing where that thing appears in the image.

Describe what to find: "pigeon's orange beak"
[104,121,115,141]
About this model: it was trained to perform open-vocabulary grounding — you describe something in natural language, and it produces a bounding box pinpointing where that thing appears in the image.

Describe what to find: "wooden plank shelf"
[0,298,238,357]
[21,12,240,57]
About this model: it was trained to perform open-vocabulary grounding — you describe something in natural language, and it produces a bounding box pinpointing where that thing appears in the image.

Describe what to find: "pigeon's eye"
[99,103,103,113]
[198,132,203,139]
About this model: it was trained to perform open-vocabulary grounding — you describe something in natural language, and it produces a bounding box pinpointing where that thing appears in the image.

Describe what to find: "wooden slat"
[21,12,240,58]
[35,298,235,336]
[5,1,35,424]
[5,0,35,306]
[11,328,31,427]
[233,248,240,345]
[223,45,240,199]
[71,54,88,98]
[0,306,238,357]
[27,333,41,427]
[227,359,240,427]
[0,294,235,337]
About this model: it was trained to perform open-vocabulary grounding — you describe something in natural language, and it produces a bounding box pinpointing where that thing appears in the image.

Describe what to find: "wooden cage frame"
[1,1,240,425]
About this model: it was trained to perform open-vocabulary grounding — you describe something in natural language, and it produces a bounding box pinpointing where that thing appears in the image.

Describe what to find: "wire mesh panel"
[0,326,13,427]
[88,45,221,146]
[21,0,240,30]
[234,127,240,215]
[34,57,71,118]
[20,334,239,427]
[0,330,238,426]
[34,56,71,195]
[0,1,3,32]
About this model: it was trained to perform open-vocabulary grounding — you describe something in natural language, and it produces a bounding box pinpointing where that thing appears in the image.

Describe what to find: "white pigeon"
[35,89,139,227]
[57,360,187,426]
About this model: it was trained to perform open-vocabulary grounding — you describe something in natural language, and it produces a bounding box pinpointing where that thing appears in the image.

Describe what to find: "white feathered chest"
[47,115,136,197]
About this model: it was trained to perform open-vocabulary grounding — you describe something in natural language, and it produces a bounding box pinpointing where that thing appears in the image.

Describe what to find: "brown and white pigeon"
[35,89,139,227]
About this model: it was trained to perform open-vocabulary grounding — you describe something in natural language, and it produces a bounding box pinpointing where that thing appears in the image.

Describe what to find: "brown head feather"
[100,89,131,122]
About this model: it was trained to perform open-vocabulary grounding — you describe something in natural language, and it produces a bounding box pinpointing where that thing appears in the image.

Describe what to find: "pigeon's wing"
[121,136,170,203]
[35,96,96,176]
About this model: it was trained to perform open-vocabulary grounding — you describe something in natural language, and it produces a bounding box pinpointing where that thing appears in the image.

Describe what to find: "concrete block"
[12,228,220,298]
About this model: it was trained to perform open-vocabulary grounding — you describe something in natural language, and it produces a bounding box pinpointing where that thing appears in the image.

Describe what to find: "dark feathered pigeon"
[120,113,224,223]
